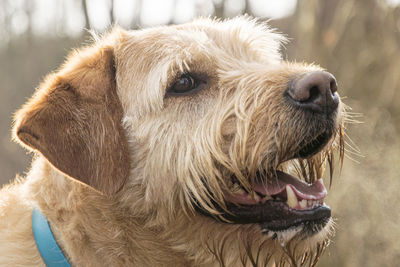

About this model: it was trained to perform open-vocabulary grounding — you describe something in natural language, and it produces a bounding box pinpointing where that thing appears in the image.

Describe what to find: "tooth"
[312,200,317,207]
[299,199,307,208]
[286,185,298,208]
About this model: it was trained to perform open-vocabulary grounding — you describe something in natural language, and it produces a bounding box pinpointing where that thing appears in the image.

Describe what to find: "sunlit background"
[1,0,399,266]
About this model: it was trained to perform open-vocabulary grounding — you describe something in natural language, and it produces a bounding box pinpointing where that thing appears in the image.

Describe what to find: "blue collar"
[32,207,71,267]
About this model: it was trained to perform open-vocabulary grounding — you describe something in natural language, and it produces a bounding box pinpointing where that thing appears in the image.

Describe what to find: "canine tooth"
[286,185,298,208]
[299,199,307,208]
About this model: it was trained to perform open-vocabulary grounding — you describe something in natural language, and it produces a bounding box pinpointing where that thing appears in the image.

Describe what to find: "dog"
[0,17,345,266]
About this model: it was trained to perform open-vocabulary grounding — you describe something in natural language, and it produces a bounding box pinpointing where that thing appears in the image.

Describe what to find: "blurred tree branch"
[213,0,224,18]
[81,0,91,30]
[24,0,33,38]
[130,0,142,29]
[109,0,115,25]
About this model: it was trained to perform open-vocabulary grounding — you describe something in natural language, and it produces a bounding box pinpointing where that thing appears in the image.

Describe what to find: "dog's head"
[14,17,345,266]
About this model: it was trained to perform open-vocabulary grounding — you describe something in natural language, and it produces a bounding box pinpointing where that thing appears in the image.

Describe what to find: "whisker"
[344,153,361,164]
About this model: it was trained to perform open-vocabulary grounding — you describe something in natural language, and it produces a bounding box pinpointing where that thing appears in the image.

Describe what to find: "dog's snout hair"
[0,17,346,267]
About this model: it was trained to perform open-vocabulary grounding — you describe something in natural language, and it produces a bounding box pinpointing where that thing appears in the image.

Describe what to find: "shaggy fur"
[0,17,345,266]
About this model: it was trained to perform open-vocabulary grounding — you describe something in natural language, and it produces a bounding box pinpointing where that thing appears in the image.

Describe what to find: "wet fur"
[0,17,345,266]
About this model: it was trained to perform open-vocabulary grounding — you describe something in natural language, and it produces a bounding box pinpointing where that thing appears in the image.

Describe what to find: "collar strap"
[32,207,71,267]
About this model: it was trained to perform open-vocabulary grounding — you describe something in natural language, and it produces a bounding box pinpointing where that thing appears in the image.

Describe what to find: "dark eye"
[168,74,198,95]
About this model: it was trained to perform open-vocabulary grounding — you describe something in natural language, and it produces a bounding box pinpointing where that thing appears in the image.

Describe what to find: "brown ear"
[13,44,130,196]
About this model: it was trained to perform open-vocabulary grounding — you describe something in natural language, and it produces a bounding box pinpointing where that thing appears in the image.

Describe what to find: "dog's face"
[14,17,344,266]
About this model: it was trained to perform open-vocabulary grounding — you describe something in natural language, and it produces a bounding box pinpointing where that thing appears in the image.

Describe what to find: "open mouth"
[195,131,333,235]
[222,171,330,233]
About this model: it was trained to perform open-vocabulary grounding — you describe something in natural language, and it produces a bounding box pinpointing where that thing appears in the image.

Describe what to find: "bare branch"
[81,0,91,30]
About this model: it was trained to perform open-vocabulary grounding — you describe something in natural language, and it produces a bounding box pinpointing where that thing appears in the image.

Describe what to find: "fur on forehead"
[189,16,286,64]
[114,16,286,118]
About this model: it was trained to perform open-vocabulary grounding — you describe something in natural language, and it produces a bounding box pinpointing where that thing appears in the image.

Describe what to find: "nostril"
[330,79,338,94]
[308,86,320,103]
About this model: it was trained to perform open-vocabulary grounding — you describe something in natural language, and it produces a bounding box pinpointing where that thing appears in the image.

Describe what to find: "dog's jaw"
[158,209,334,266]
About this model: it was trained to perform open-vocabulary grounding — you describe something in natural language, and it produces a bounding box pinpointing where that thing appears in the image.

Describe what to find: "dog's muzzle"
[193,70,342,238]
[194,126,337,237]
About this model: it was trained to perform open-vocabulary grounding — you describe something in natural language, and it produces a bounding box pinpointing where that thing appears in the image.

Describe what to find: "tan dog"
[0,17,345,266]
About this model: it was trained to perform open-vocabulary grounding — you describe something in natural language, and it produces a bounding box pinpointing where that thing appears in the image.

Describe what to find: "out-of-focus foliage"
[0,0,399,266]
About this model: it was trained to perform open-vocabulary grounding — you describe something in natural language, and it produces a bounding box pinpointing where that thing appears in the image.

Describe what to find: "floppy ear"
[13,43,130,196]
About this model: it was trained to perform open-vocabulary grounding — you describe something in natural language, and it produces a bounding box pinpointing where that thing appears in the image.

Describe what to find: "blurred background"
[0,0,399,266]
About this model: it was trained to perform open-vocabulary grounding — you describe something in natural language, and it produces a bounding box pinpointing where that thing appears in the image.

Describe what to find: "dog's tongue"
[254,171,327,200]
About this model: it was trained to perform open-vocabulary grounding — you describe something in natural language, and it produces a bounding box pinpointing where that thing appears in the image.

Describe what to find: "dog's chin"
[195,131,334,242]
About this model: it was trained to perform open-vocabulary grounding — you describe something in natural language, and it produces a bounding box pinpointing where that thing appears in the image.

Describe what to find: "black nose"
[287,71,339,113]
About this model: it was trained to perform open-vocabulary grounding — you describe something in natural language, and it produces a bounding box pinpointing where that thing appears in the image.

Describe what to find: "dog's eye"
[168,74,199,95]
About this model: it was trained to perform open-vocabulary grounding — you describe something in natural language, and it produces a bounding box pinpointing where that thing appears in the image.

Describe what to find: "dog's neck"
[26,156,193,266]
